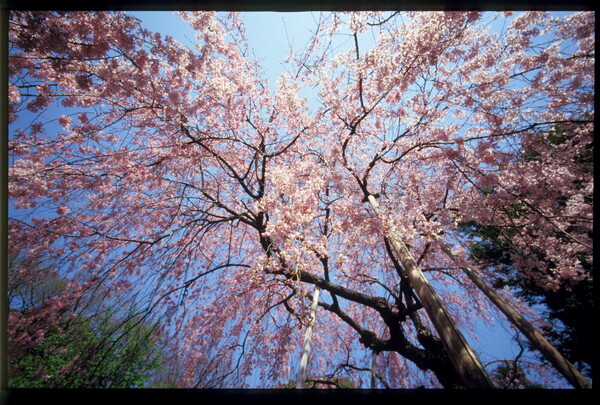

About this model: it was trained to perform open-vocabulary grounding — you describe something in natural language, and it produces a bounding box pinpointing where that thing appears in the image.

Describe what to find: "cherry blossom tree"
[7,10,593,388]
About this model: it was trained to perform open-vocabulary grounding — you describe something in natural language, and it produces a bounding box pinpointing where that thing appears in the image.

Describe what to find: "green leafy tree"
[8,309,167,388]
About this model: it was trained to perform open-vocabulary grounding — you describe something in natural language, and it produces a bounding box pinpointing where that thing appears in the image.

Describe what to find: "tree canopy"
[6,10,594,388]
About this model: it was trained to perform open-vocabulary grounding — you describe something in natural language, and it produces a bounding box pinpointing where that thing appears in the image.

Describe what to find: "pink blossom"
[56,206,70,216]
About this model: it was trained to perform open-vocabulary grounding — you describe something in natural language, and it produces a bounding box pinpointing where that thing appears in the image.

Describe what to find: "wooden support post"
[296,287,320,389]
[366,195,494,388]
[371,351,377,389]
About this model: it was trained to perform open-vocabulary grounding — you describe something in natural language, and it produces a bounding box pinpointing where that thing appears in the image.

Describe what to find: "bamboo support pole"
[296,287,320,389]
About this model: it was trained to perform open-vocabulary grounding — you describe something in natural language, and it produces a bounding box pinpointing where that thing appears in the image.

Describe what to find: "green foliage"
[546,126,568,146]
[278,376,357,389]
[458,221,518,268]
[328,376,357,389]
[8,311,166,388]
[491,361,546,389]
[522,123,594,164]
